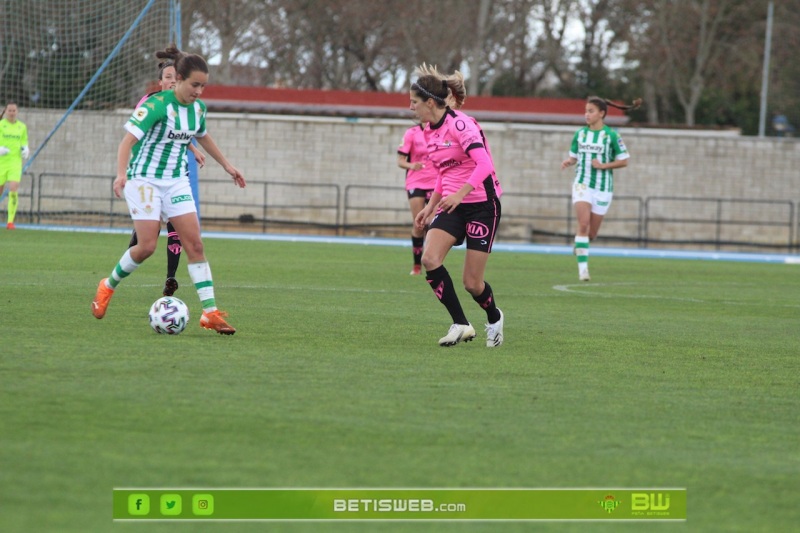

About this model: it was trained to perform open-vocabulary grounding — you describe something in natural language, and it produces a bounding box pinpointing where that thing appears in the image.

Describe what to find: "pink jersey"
[135,91,159,109]
[397,124,438,191]
[470,116,495,166]
[424,109,502,203]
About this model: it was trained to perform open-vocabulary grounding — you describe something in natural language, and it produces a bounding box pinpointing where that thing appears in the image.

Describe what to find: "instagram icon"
[192,494,214,516]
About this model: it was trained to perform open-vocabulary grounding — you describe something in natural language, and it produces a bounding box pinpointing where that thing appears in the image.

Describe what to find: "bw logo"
[631,492,670,511]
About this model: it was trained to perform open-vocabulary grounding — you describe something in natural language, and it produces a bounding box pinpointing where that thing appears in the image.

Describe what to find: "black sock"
[165,221,182,279]
[426,265,469,325]
[128,230,138,248]
[411,236,424,265]
[473,281,501,323]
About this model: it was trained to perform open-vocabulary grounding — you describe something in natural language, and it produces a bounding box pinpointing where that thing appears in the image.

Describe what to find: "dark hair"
[411,75,449,107]
[157,60,174,80]
[0,101,17,120]
[155,44,208,80]
[414,64,467,109]
[587,96,643,118]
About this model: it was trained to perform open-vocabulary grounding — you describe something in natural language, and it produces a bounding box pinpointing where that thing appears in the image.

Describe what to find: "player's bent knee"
[463,280,483,295]
[181,242,205,261]
[132,245,157,262]
[421,255,441,272]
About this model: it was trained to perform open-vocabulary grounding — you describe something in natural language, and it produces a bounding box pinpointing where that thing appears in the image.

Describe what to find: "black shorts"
[407,188,433,200]
[429,198,501,253]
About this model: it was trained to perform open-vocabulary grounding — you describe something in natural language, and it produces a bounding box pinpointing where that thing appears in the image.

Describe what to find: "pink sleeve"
[398,127,414,155]
[434,172,443,195]
[466,146,494,190]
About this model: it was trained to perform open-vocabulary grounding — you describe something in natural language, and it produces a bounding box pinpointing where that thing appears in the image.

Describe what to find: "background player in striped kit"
[411,72,505,348]
[128,59,207,296]
[92,45,245,335]
[0,102,30,230]
[561,96,641,281]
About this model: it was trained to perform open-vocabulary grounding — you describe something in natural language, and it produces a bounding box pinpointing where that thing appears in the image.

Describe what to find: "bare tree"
[562,0,642,98]
[465,0,494,96]
[181,0,271,81]
[464,0,578,97]
[761,0,800,133]
[174,0,794,134]
[650,0,741,126]
[394,0,478,91]
[533,0,580,92]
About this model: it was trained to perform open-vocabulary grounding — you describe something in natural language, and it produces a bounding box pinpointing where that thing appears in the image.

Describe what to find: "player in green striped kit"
[0,102,30,230]
[561,96,640,281]
[92,45,246,334]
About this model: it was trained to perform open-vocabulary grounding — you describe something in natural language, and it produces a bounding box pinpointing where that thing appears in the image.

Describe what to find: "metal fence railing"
[644,197,795,251]
[343,184,411,234]
[3,174,799,252]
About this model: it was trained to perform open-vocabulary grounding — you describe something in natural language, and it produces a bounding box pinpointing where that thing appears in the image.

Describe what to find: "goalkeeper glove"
[21,146,30,159]
[0,146,9,156]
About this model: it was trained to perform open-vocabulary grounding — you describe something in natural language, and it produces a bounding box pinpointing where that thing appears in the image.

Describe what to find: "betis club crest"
[598,494,621,513]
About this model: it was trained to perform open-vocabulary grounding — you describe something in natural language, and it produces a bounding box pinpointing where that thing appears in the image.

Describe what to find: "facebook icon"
[128,494,150,515]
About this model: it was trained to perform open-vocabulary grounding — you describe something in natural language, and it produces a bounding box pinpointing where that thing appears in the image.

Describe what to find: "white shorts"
[124,177,197,222]
[572,183,613,216]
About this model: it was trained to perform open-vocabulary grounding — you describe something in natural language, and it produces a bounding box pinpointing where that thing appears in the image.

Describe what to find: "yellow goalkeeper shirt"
[0,118,28,168]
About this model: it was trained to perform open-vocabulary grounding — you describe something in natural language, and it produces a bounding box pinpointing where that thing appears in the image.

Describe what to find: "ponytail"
[588,96,643,118]
[606,98,643,111]
[413,63,467,109]
[155,44,207,81]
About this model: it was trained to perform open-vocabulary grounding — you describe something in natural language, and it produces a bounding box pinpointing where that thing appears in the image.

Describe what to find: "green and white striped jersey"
[124,90,207,180]
[568,125,629,193]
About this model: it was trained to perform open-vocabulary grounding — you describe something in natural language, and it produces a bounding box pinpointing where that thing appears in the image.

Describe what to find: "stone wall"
[18,108,800,244]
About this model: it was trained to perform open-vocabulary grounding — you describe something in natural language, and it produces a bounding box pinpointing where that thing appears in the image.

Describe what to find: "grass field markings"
[224,284,425,295]
[553,282,705,302]
[552,281,800,308]
[0,281,425,296]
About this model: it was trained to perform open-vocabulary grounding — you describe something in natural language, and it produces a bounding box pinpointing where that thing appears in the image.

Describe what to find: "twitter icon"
[160,494,182,516]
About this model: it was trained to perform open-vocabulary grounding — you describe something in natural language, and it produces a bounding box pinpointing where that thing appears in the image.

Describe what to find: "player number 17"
[137,185,154,203]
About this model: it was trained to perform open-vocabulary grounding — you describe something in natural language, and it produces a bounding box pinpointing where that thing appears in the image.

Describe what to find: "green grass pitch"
[1,230,798,532]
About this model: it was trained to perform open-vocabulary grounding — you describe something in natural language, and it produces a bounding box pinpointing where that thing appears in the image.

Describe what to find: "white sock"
[108,249,141,289]
[187,261,217,312]
[575,236,589,275]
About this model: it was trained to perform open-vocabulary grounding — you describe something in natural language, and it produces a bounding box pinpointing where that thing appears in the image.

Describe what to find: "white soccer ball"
[148,296,189,335]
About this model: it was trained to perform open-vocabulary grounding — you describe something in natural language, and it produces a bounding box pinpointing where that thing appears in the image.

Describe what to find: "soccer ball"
[148,296,189,335]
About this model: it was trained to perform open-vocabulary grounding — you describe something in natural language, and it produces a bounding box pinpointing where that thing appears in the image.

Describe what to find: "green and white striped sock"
[108,249,140,289]
[575,236,589,276]
[188,261,217,312]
